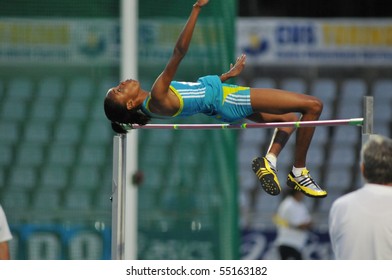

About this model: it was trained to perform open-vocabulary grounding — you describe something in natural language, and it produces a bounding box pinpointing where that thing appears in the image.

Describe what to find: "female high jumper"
[104,0,327,198]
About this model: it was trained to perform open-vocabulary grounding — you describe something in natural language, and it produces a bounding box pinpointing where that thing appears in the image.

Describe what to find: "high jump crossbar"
[123,117,364,131]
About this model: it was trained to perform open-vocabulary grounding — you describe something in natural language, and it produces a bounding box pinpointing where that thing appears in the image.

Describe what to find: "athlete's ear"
[126,100,133,110]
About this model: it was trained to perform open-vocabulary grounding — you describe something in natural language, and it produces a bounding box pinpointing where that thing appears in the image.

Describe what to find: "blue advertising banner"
[237,18,392,66]
[241,229,334,260]
[10,225,334,260]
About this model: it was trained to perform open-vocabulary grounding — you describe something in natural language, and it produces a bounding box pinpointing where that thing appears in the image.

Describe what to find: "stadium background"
[0,0,391,259]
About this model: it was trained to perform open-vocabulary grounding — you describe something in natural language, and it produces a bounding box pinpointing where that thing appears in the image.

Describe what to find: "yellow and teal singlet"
[141,75,253,123]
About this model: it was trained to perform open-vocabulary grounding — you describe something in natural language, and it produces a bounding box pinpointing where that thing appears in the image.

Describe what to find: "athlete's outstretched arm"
[150,0,209,105]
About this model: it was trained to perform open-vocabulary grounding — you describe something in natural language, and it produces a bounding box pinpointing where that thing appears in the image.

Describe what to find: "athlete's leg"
[247,112,298,196]
[247,112,298,158]
[249,88,323,168]
[248,88,326,197]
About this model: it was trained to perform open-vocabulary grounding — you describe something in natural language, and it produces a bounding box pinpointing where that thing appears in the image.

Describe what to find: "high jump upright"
[111,0,138,260]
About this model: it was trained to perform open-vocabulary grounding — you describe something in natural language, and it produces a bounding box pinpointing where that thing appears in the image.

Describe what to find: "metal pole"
[124,133,138,260]
[111,133,138,260]
[119,0,138,260]
[362,96,374,144]
[111,135,125,259]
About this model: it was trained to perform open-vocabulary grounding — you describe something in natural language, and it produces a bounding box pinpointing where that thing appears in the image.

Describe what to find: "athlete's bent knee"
[307,96,323,116]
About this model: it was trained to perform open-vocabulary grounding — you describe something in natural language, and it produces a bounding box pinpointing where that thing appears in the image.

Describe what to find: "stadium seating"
[310,78,337,119]
[0,74,114,225]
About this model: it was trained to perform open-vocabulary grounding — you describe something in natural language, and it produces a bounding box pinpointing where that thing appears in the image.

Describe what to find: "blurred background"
[0,0,391,259]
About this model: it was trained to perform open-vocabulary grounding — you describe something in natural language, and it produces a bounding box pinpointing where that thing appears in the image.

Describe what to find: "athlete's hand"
[219,54,246,82]
[194,0,209,7]
[227,54,246,78]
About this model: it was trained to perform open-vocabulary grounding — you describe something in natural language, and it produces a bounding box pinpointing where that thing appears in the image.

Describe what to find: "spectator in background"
[0,203,12,260]
[273,189,312,259]
[329,134,392,260]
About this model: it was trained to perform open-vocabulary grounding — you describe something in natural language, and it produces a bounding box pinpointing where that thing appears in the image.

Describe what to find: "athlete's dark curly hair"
[104,95,151,134]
